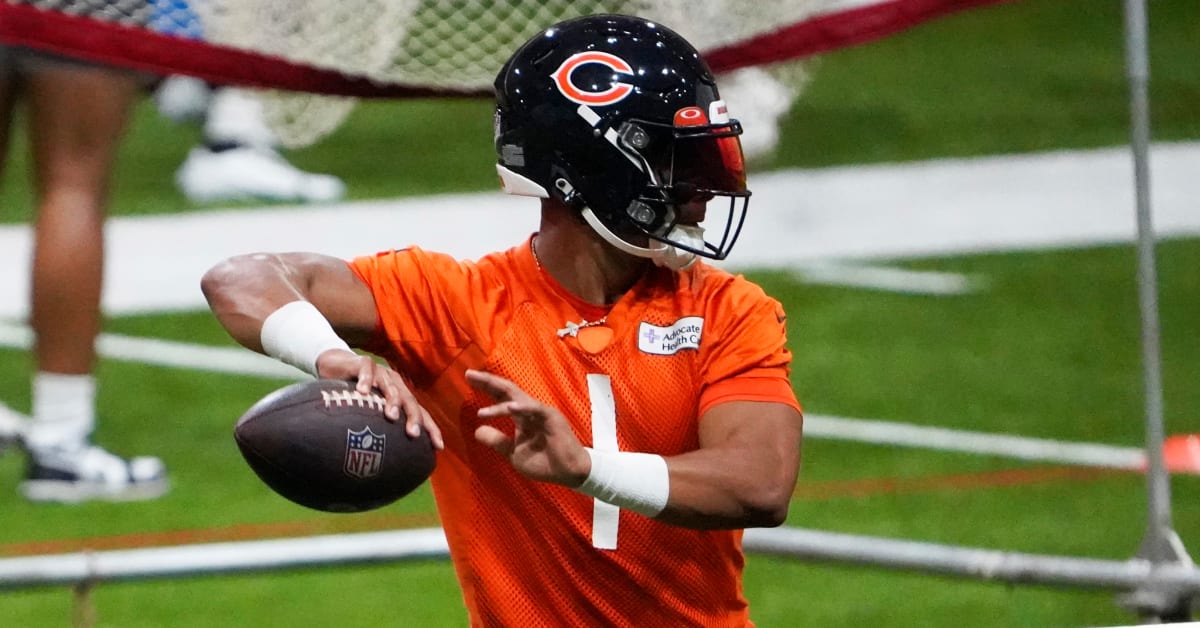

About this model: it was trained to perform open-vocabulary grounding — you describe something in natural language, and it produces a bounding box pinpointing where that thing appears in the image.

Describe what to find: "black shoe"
[21,445,169,503]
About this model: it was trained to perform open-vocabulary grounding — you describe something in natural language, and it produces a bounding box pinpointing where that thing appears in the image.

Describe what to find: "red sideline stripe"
[0,466,1130,558]
[792,465,1131,501]
[705,0,1022,73]
[0,3,489,98]
[0,511,442,558]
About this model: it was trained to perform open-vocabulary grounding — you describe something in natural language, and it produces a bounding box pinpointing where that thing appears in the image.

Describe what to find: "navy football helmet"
[493,14,749,270]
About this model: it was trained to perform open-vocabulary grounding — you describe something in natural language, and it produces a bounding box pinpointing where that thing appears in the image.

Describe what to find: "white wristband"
[577,448,670,518]
[259,301,352,377]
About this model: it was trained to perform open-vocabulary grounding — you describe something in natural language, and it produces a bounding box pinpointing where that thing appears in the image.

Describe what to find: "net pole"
[1123,0,1169,537]
[1120,0,1194,620]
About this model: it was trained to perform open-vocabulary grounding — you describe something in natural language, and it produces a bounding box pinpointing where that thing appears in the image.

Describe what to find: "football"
[233,379,436,513]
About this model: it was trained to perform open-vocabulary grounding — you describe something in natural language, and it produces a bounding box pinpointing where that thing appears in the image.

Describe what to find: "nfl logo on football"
[344,427,386,479]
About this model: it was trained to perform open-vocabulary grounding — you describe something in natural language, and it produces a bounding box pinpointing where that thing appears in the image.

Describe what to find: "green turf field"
[1,0,1199,626]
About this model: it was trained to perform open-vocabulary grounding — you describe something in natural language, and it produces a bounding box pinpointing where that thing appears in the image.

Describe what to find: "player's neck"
[534,210,648,307]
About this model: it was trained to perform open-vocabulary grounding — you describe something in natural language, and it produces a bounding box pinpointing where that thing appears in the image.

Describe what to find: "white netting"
[14,0,153,23]
[6,0,831,148]
[211,0,828,148]
[187,0,834,89]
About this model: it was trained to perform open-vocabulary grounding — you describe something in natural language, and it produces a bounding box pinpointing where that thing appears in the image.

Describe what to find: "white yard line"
[0,321,302,380]
[805,414,1146,470]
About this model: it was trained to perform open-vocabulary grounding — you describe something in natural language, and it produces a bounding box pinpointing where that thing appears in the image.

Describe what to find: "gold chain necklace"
[531,236,543,270]
[557,317,608,338]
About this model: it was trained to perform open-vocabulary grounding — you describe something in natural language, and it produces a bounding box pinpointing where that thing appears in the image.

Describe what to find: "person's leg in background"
[17,56,167,502]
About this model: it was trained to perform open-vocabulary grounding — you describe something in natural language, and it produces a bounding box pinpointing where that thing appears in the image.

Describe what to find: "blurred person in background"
[154,76,346,205]
[0,46,168,502]
[148,0,344,205]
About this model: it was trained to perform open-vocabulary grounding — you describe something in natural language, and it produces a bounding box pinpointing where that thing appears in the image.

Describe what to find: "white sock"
[25,372,95,452]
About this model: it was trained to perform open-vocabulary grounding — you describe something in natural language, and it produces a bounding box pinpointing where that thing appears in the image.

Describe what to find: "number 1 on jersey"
[587,374,619,549]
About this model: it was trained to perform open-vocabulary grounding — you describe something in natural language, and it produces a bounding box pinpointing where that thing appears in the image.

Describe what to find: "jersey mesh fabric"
[349,238,800,628]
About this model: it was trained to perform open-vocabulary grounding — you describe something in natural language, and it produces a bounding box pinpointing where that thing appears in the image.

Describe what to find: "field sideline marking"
[0,321,1148,470]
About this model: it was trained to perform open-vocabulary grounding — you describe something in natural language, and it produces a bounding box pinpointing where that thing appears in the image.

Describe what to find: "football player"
[203,14,803,625]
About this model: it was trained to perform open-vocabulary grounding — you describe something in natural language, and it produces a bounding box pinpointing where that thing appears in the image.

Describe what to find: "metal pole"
[1120,0,1194,620]
[1124,0,1169,536]
[72,580,96,628]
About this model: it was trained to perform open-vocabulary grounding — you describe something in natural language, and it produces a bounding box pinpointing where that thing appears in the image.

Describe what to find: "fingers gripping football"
[316,349,443,449]
[467,369,589,487]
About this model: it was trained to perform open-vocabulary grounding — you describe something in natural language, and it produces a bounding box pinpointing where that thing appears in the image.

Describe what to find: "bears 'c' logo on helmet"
[550,52,634,106]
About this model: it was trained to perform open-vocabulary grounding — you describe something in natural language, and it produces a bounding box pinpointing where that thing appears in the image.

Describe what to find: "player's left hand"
[468,369,590,487]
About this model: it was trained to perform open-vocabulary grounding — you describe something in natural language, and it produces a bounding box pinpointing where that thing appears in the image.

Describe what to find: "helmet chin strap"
[580,207,701,271]
[656,224,704,271]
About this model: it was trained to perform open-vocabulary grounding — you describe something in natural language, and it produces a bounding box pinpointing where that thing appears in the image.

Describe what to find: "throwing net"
[0,0,1014,147]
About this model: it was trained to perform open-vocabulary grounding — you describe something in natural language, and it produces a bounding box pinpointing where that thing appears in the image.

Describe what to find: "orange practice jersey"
[349,238,800,627]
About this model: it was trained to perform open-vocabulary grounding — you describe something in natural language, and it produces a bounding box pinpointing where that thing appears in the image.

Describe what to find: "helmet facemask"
[588,101,750,270]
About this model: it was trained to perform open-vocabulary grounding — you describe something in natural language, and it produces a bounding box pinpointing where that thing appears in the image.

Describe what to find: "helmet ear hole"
[553,177,585,209]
